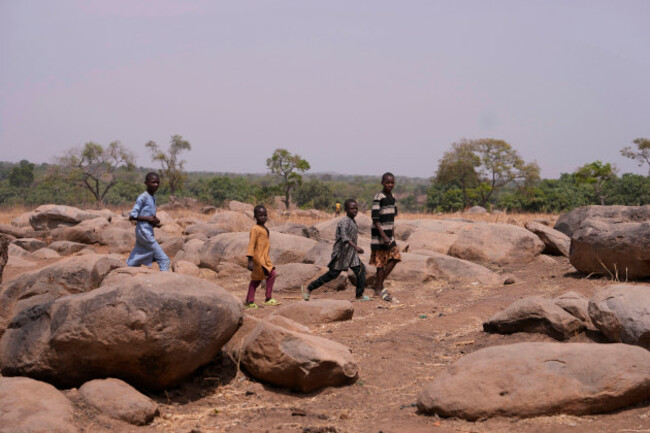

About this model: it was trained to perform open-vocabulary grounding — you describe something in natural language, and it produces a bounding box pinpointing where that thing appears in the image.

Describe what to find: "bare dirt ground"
[3,208,650,433]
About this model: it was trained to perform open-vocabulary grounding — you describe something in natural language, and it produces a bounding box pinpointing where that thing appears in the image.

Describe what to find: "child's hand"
[356,246,364,254]
[382,235,391,246]
[247,260,254,271]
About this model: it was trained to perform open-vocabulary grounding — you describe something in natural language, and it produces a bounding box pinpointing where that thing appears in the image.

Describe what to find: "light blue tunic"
[126,191,170,271]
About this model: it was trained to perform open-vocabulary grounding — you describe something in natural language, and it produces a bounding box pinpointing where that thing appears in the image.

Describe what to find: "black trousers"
[307,264,366,297]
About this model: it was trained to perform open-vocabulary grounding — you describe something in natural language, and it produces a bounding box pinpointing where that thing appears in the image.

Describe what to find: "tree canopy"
[145,135,192,199]
[621,138,650,175]
[266,148,310,209]
[56,141,136,207]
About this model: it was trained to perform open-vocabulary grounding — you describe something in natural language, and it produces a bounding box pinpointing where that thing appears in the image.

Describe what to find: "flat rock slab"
[240,320,358,392]
[79,378,159,425]
[483,295,586,340]
[0,272,243,390]
[0,376,76,433]
[449,223,544,266]
[524,221,570,257]
[417,342,650,420]
[588,284,650,348]
[274,263,348,292]
[270,299,354,325]
[30,205,110,230]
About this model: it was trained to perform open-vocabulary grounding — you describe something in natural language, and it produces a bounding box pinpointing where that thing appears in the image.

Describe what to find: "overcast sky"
[1,0,649,179]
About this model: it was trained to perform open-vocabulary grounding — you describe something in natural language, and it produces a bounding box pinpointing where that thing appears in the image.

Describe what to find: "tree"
[57,141,136,207]
[573,160,616,205]
[294,179,334,210]
[621,138,650,175]
[145,135,192,200]
[8,160,35,188]
[432,138,539,208]
[472,138,540,206]
[266,148,310,209]
[435,140,480,208]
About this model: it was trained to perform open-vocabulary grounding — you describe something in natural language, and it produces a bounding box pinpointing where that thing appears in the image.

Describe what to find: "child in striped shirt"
[370,172,401,301]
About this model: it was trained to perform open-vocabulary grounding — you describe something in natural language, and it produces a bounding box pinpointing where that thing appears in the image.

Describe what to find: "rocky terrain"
[1,202,650,433]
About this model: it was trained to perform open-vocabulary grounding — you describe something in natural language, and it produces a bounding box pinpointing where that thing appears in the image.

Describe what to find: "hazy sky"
[1,1,649,178]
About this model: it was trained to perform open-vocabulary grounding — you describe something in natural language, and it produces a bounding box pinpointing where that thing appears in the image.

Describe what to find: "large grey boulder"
[524,221,570,257]
[0,254,125,337]
[588,284,650,348]
[0,223,30,238]
[172,238,205,266]
[56,217,111,245]
[228,200,254,213]
[273,263,348,292]
[11,238,46,252]
[30,205,110,230]
[270,222,310,238]
[554,205,650,238]
[448,222,544,266]
[48,240,91,256]
[208,210,254,232]
[79,378,159,425]
[569,211,650,279]
[0,272,243,390]
[483,295,586,340]
[183,223,228,238]
[408,251,506,286]
[199,231,317,271]
[308,214,372,241]
[417,342,650,420]
[0,376,77,433]
[238,320,358,392]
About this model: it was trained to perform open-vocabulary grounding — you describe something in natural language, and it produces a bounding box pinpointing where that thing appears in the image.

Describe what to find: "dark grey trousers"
[307,264,366,297]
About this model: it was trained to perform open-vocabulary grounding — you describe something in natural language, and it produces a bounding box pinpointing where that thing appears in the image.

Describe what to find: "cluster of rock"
[416,205,650,421]
[417,283,650,419]
[3,202,650,425]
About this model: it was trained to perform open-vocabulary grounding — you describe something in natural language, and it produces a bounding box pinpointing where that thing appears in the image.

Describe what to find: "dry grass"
[0,204,559,229]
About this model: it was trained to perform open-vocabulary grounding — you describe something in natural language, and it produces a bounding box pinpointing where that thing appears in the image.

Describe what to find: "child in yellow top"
[244,205,280,309]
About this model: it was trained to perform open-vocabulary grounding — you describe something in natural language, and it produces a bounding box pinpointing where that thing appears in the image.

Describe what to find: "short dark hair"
[145,172,159,182]
[344,199,357,210]
[253,204,266,216]
[381,172,394,182]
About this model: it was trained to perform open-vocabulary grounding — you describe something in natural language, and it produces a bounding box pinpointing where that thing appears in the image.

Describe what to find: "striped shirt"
[371,191,397,250]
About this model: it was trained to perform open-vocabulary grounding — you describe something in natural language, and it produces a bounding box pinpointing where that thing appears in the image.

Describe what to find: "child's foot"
[263,298,281,306]
[244,302,258,309]
[355,295,372,301]
[301,285,310,301]
[379,289,392,302]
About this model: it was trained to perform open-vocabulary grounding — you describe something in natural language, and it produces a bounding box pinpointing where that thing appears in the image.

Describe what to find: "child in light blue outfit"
[126,172,170,271]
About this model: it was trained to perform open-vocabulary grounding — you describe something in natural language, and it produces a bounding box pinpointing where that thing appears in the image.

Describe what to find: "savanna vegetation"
[1,137,649,214]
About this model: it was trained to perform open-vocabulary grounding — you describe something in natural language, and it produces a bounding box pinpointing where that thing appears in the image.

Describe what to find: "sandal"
[355,295,372,302]
[301,285,310,301]
[244,302,258,309]
[380,289,392,302]
[263,298,281,306]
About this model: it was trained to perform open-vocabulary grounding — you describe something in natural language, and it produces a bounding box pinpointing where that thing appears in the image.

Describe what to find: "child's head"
[381,172,395,193]
[145,172,160,193]
[344,199,358,218]
[253,205,268,225]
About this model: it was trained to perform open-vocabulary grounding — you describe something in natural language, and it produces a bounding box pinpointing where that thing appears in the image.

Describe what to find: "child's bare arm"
[247,256,254,271]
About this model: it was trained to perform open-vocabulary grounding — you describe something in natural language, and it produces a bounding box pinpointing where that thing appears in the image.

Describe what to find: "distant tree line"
[1,137,648,214]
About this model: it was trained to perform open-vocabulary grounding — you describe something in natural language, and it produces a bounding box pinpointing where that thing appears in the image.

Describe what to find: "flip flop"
[380,289,392,302]
[355,295,372,302]
[301,285,310,301]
